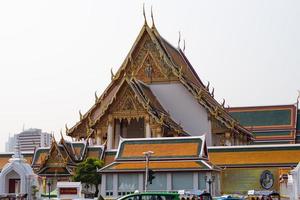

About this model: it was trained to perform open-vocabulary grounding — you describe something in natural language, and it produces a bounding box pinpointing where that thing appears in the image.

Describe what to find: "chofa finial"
[143,3,148,25]
[151,6,155,28]
[177,31,181,48]
[110,68,115,81]
[183,39,186,53]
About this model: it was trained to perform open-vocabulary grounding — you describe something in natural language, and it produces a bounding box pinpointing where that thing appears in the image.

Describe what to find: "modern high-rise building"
[5,128,52,152]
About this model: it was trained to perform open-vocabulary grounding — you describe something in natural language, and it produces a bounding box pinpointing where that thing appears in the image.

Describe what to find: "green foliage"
[73,157,104,197]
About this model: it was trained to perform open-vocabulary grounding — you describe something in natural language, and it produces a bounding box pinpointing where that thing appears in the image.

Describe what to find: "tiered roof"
[227,104,298,143]
[31,137,104,176]
[99,136,219,172]
[66,21,252,140]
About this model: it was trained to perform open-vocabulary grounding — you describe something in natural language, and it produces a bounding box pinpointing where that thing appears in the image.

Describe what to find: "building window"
[118,173,138,195]
[172,172,193,190]
[198,173,206,190]
[147,173,167,191]
[106,174,113,196]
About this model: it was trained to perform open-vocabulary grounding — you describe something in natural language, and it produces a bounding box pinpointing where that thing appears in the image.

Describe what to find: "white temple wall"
[101,171,218,199]
[149,83,212,145]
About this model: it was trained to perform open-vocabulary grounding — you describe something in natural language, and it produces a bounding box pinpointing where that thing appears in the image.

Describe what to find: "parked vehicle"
[214,195,244,200]
[117,191,213,200]
[247,190,280,200]
[117,192,180,200]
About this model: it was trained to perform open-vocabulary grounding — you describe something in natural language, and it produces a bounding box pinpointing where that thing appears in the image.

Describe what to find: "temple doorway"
[5,170,21,194]
[8,178,20,193]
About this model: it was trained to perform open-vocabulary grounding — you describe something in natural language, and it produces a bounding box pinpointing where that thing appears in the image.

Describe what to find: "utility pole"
[143,151,154,192]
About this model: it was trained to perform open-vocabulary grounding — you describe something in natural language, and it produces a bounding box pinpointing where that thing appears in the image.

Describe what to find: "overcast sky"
[0,0,299,151]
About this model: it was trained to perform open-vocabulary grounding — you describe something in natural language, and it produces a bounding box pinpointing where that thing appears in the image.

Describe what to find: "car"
[247,190,280,200]
[117,192,181,200]
[214,195,244,200]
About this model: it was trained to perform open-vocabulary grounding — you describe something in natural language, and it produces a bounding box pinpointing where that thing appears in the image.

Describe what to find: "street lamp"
[204,175,215,194]
[47,180,51,199]
[143,151,154,192]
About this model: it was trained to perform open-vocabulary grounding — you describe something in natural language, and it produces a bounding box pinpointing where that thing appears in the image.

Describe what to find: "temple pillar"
[145,115,151,138]
[96,130,102,145]
[156,127,162,137]
[115,120,121,148]
[107,115,114,150]
[224,132,232,146]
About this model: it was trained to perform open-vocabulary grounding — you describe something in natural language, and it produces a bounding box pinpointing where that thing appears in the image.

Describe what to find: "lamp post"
[143,151,154,192]
[205,175,215,195]
[47,180,51,199]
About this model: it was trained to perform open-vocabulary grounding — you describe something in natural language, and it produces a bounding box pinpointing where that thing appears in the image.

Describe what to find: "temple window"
[105,174,113,197]
[118,173,138,195]
[172,172,193,190]
[147,173,167,191]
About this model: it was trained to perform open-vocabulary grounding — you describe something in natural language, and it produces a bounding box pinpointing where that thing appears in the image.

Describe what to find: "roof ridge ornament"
[95,91,99,103]
[206,81,210,91]
[143,3,148,26]
[110,68,115,81]
[177,31,181,49]
[183,39,186,53]
[65,123,69,133]
[151,6,155,28]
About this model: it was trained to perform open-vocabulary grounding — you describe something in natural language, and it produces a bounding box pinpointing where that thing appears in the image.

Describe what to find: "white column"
[96,134,102,145]
[145,116,151,138]
[113,174,118,199]
[107,115,113,150]
[193,172,198,190]
[167,173,172,190]
[224,132,232,146]
[100,174,106,197]
[115,122,121,148]
[138,173,144,192]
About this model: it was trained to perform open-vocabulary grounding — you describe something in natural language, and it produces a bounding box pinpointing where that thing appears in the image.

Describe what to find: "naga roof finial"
[177,31,181,49]
[211,87,215,98]
[110,68,115,81]
[79,110,83,120]
[206,81,210,91]
[221,98,226,107]
[95,91,99,103]
[65,123,69,133]
[183,39,186,53]
[143,3,148,26]
[151,6,155,28]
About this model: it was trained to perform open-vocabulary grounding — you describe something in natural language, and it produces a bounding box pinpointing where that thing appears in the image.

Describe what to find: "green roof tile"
[230,109,291,127]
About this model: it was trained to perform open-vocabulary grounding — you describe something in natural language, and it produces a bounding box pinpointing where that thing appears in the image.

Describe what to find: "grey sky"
[0,0,299,151]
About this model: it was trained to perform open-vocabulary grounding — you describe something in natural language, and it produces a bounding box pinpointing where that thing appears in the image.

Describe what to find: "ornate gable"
[125,30,177,83]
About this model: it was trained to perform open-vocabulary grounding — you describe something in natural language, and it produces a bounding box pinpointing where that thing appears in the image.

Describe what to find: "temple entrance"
[5,170,21,194]
[8,179,20,193]
[120,118,145,138]
[113,118,145,148]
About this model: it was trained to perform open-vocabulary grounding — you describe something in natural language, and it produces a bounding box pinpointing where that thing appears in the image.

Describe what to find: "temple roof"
[115,136,208,161]
[66,22,253,139]
[227,104,297,143]
[99,136,219,173]
[209,144,300,167]
[32,137,104,176]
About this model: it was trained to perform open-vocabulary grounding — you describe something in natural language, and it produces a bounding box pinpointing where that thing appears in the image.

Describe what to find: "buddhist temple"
[1,12,299,199]
[66,16,253,149]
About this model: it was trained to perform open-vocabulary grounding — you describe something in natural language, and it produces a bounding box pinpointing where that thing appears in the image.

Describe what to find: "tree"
[73,157,104,197]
